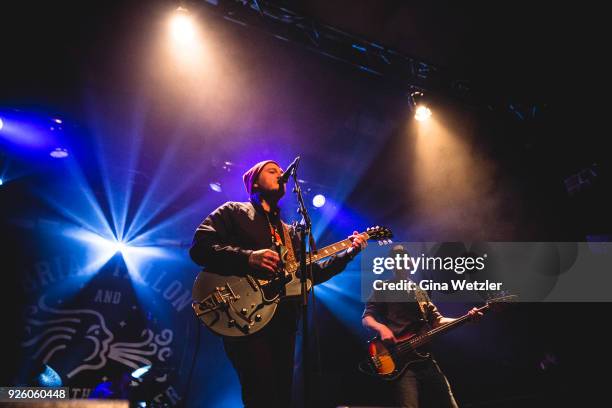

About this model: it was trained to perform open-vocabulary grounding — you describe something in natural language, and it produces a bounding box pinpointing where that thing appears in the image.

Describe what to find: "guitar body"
[192,271,278,337]
[360,333,431,381]
[191,246,312,337]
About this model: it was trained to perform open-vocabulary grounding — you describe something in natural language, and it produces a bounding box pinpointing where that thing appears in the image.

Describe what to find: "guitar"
[192,226,393,337]
[359,294,517,380]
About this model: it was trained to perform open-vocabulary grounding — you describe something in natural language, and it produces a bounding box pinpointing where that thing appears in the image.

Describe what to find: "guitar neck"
[285,234,368,273]
[308,238,357,263]
[408,304,489,349]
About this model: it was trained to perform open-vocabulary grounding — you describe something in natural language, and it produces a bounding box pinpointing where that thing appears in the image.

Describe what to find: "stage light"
[114,241,128,254]
[170,7,196,44]
[0,178,3,186]
[414,106,432,122]
[312,194,326,208]
[209,182,222,193]
[53,118,62,124]
[50,147,69,158]
[409,91,432,122]
[31,364,62,387]
[131,365,152,379]
[0,110,63,150]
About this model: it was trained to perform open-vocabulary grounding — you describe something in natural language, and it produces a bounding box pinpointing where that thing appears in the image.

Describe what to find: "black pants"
[223,308,298,408]
[395,358,459,408]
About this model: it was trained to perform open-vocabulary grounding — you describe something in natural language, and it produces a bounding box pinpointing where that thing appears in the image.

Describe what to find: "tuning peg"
[378,241,384,246]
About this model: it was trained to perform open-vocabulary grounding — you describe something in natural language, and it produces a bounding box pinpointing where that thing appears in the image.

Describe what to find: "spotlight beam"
[127,196,211,247]
[123,124,205,242]
[92,100,147,242]
[36,159,114,237]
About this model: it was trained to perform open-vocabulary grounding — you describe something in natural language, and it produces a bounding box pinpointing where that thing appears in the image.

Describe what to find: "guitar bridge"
[192,282,255,332]
[192,282,240,316]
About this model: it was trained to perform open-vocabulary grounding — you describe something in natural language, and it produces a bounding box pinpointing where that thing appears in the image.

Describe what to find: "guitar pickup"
[246,275,259,291]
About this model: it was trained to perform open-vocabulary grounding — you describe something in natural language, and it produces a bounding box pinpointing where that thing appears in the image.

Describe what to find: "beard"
[258,184,285,202]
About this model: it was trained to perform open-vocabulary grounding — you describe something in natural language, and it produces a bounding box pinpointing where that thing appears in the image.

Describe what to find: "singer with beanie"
[189,159,367,408]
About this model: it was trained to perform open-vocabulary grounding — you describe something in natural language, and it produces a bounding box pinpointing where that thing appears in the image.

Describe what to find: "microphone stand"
[288,161,317,408]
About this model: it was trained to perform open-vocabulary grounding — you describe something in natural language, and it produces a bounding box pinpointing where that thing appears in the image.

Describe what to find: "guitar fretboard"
[285,234,369,273]
[402,304,488,351]
[396,295,514,353]
[310,239,354,261]
[411,313,473,348]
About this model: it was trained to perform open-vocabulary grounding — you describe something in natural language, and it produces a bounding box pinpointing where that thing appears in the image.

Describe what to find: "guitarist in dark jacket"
[362,244,482,408]
[190,159,367,408]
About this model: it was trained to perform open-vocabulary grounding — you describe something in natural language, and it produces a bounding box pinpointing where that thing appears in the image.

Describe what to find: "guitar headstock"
[364,226,393,245]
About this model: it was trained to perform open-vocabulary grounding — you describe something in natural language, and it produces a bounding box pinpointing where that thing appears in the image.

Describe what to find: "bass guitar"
[359,294,516,380]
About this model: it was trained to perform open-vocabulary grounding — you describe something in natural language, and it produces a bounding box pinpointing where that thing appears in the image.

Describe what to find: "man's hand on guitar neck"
[467,307,484,322]
[346,230,368,258]
[436,307,484,327]
[248,249,280,279]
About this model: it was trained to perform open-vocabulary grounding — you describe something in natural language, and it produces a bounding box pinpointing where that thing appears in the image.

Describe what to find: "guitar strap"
[268,222,283,247]
[280,222,297,264]
[265,212,297,266]
[414,285,432,328]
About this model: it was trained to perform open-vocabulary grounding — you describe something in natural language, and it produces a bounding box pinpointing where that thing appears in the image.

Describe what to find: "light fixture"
[50,147,69,158]
[312,194,326,208]
[170,6,196,44]
[409,91,432,122]
[209,182,222,193]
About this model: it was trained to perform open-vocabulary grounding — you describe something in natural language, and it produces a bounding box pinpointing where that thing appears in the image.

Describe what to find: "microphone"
[278,156,301,184]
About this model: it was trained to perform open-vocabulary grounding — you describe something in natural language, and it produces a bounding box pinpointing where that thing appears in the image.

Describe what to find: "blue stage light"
[50,147,69,158]
[312,194,326,208]
[36,364,62,387]
[209,182,222,193]
[62,226,171,281]
[114,241,128,254]
[0,110,63,151]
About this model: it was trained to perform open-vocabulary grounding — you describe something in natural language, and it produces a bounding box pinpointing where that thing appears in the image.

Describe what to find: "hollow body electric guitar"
[192,226,393,337]
[359,294,516,380]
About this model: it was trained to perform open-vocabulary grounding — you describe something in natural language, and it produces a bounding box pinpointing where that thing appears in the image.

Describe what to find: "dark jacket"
[362,281,443,336]
[189,200,354,284]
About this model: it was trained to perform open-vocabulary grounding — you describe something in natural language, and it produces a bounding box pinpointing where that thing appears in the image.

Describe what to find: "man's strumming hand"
[248,249,280,279]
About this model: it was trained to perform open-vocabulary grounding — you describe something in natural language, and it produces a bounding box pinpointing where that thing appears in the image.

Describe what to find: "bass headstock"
[485,293,518,312]
[364,226,393,245]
